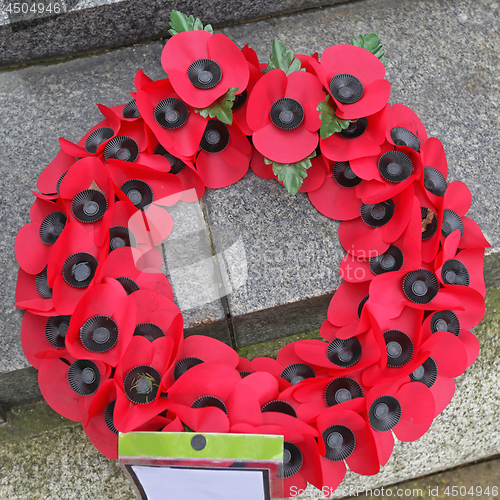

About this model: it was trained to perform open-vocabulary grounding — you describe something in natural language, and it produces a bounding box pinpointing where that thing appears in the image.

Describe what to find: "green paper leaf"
[195,87,238,125]
[351,33,387,66]
[267,152,316,195]
[267,39,304,75]
[317,95,353,139]
[168,10,213,36]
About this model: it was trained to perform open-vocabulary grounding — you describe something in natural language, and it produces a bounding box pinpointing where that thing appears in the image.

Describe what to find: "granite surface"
[0,0,351,67]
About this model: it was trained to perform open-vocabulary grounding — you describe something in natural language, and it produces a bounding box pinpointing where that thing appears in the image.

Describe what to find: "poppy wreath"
[15,11,490,498]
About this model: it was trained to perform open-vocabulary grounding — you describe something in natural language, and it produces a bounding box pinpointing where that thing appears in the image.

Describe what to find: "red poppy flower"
[308,158,365,221]
[38,354,111,422]
[338,185,415,258]
[368,268,464,320]
[65,280,136,366]
[58,156,115,247]
[320,105,388,162]
[351,141,423,204]
[247,69,325,164]
[366,379,434,456]
[161,31,249,109]
[83,379,177,459]
[361,307,427,386]
[15,198,67,276]
[293,369,367,423]
[43,222,108,315]
[315,44,390,120]
[386,103,428,149]
[195,119,252,188]
[21,311,71,369]
[292,329,380,378]
[408,326,468,416]
[135,78,207,158]
[339,232,421,285]
[420,304,481,369]
[112,335,174,433]
[59,103,147,163]
[316,407,379,493]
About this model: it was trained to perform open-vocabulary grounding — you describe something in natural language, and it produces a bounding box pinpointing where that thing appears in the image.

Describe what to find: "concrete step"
[0,0,350,67]
[1,0,499,493]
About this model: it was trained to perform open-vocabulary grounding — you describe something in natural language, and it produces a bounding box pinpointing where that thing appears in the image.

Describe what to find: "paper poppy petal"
[386,103,428,145]
[371,427,394,466]
[15,223,53,275]
[336,80,391,120]
[445,181,471,216]
[339,217,389,258]
[250,150,275,179]
[459,328,481,367]
[429,376,455,416]
[252,123,318,165]
[319,457,346,494]
[460,217,490,249]
[308,174,362,221]
[247,69,288,132]
[196,147,249,189]
[394,383,434,441]
[113,388,170,433]
[422,331,467,378]
[168,403,230,433]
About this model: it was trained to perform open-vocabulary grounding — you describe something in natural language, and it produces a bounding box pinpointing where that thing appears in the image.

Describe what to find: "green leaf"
[168,10,213,36]
[351,33,387,66]
[267,152,316,195]
[195,87,238,125]
[267,39,304,75]
[317,95,353,139]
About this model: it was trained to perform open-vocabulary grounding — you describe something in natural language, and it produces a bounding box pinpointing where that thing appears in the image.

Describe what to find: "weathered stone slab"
[0,0,351,68]
[203,173,343,348]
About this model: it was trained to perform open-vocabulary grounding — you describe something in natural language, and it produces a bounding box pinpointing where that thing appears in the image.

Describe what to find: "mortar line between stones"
[198,198,238,350]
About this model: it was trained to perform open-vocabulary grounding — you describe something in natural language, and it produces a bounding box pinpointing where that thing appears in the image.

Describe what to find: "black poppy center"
[188,59,222,90]
[40,212,67,245]
[85,127,114,154]
[340,117,368,139]
[72,190,108,223]
[431,310,460,336]
[104,136,139,163]
[378,151,413,183]
[369,395,402,432]
[390,127,420,151]
[326,337,362,367]
[424,167,447,196]
[330,74,363,104]
[403,269,439,304]
[280,363,315,385]
[68,359,100,396]
[325,377,364,407]
[154,98,189,129]
[45,315,71,348]
[323,425,356,462]
[200,120,230,153]
[121,180,153,210]
[333,161,362,188]
[124,365,161,404]
[270,98,304,130]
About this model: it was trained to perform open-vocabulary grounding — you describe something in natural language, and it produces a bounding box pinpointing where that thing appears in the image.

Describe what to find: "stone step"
[0,0,350,67]
[1,0,499,491]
